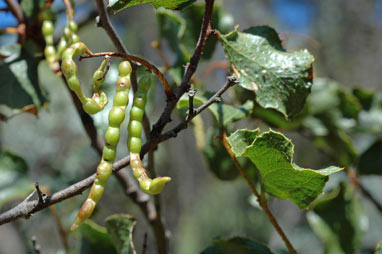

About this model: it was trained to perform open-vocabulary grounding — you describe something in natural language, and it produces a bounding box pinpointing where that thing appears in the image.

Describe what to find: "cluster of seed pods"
[70,61,132,231]
[41,6,79,71]
[60,43,171,230]
[41,10,59,71]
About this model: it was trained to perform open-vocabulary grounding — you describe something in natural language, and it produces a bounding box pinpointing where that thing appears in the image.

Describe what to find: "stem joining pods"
[70,61,132,231]
[128,76,171,195]
[61,42,108,114]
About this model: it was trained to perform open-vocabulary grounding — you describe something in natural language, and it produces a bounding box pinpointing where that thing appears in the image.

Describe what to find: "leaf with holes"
[219,26,314,118]
[228,129,342,209]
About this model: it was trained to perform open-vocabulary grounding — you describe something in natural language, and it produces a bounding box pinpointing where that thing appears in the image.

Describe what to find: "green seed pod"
[70,61,132,231]
[109,107,126,127]
[42,21,54,36]
[68,20,78,32]
[105,127,120,147]
[41,17,59,71]
[127,76,171,195]
[61,43,111,114]
[102,147,116,162]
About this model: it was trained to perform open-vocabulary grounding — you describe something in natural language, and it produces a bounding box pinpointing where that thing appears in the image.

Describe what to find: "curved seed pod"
[70,61,132,231]
[41,16,59,72]
[128,76,171,195]
[61,42,109,114]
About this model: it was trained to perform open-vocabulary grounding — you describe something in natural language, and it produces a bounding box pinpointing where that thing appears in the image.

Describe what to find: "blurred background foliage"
[0,0,381,253]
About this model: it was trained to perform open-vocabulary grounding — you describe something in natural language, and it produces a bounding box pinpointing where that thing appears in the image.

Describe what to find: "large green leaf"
[177,91,253,126]
[109,0,196,13]
[80,220,117,254]
[105,214,136,254]
[201,236,274,254]
[357,139,382,175]
[219,26,314,118]
[228,129,342,209]
[307,183,364,254]
[0,149,34,208]
[0,44,46,110]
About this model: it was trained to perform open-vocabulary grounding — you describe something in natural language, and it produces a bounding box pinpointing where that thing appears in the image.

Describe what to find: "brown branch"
[219,128,297,254]
[149,0,215,139]
[91,2,170,253]
[4,0,26,40]
[63,0,74,20]
[80,52,173,99]
[4,0,24,23]
[0,76,236,225]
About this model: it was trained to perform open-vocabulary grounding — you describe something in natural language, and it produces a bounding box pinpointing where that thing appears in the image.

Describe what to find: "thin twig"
[34,182,45,204]
[130,221,137,254]
[219,128,297,254]
[63,0,74,20]
[4,0,26,40]
[187,89,196,120]
[81,52,173,99]
[0,76,236,225]
[150,0,215,139]
[151,40,171,70]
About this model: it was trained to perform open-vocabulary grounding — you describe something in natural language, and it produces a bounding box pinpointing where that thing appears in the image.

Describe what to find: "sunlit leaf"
[228,129,342,209]
[219,26,314,117]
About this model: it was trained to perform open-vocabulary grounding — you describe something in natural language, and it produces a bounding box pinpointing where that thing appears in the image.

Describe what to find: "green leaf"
[80,220,117,254]
[0,44,47,110]
[357,139,382,175]
[228,129,342,209]
[177,91,253,126]
[307,183,364,254]
[109,0,196,13]
[0,149,34,208]
[201,236,274,254]
[219,26,314,118]
[105,214,136,254]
